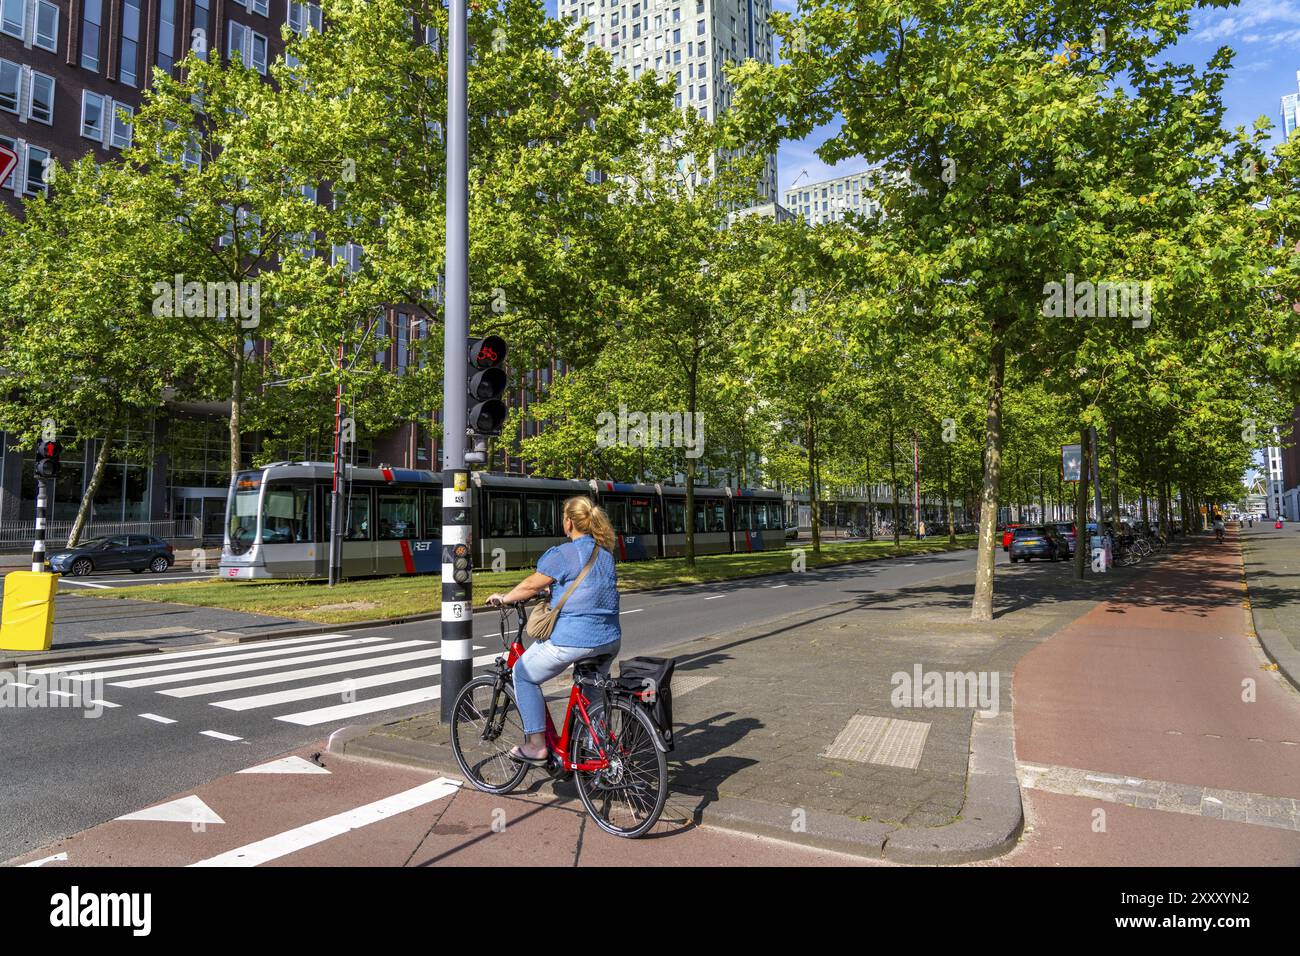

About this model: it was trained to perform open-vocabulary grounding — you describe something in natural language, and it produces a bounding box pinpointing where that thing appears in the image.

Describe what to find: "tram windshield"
[227,472,262,555]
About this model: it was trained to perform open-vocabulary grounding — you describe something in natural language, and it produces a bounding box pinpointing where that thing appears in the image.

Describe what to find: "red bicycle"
[448,601,669,838]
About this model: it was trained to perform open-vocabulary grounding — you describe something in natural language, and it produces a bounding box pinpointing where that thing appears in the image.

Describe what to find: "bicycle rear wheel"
[449,674,529,795]
[572,696,668,838]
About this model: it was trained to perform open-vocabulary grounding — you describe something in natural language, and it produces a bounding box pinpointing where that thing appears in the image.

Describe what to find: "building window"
[228,21,269,74]
[0,59,18,113]
[672,27,680,42]
[0,0,22,38]
[696,18,704,34]
[158,0,177,72]
[29,71,53,124]
[287,0,322,36]
[81,0,103,71]
[120,0,142,87]
[247,0,269,14]
[81,90,106,139]
[24,144,50,197]
[193,0,211,61]
[110,103,134,148]
[34,1,59,52]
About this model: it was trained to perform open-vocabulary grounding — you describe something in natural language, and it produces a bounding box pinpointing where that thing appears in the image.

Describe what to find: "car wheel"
[131,567,145,573]
[149,556,170,574]
[70,558,93,577]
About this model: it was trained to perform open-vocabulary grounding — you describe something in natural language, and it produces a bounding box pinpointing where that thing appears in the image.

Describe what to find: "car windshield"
[75,537,112,550]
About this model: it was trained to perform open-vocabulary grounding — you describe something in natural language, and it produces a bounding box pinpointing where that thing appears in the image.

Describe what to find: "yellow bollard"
[0,571,58,651]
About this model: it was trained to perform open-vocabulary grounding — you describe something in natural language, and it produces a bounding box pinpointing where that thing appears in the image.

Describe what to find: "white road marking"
[704,595,726,600]
[29,633,357,675]
[48,690,76,699]
[200,730,243,742]
[214,663,444,711]
[268,650,496,725]
[73,636,385,682]
[769,584,789,589]
[189,778,461,867]
[139,713,176,724]
[88,699,120,709]
[117,795,224,825]
[107,640,419,689]
[19,852,68,867]
[238,756,331,775]
[56,579,112,589]
[160,647,445,698]
[619,608,643,615]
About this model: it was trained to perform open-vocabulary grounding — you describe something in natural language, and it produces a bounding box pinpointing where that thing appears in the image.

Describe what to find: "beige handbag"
[526,546,600,641]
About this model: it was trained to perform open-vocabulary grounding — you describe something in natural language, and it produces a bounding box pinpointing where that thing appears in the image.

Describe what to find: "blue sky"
[544,0,1300,196]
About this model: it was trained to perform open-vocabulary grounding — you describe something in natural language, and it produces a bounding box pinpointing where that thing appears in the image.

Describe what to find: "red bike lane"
[999,532,1300,866]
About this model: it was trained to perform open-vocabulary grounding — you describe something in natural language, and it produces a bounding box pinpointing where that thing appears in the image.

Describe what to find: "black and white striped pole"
[32,478,48,573]
[440,0,472,723]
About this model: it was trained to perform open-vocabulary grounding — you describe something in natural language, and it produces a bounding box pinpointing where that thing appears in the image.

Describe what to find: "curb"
[327,701,1024,865]
[1238,537,1300,694]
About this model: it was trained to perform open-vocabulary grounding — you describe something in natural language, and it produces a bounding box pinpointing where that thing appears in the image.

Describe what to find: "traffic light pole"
[440,0,472,722]
[32,478,49,572]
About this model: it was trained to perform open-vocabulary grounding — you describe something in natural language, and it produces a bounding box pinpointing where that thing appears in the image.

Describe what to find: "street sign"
[0,142,17,186]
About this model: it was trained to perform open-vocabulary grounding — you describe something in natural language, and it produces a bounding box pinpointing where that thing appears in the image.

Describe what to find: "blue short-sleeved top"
[536,535,620,648]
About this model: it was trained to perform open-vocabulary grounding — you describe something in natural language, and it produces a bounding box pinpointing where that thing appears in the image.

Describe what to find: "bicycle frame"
[493,605,613,774]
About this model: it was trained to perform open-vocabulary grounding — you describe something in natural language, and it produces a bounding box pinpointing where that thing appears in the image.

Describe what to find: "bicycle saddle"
[573,655,615,681]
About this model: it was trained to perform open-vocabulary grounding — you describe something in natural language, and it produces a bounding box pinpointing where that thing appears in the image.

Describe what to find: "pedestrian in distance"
[918,519,926,540]
[485,496,621,767]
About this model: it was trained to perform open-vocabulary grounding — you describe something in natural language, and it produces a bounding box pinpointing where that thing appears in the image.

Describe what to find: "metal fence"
[0,517,202,552]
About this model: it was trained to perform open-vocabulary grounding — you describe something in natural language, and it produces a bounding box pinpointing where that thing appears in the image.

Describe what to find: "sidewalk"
[331,548,1167,863]
[1239,523,1300,691]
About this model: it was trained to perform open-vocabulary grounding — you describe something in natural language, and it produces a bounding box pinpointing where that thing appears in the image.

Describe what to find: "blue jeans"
[512,639,621,736]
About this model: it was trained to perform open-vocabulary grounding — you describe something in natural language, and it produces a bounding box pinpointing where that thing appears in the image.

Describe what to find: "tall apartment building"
[557,0,777,200]
[0,0,443,539]
[783,168,881,226]
[1282,70,1300,138]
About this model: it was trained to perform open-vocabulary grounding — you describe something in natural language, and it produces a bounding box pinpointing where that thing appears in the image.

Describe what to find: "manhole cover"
[823,715,930,770]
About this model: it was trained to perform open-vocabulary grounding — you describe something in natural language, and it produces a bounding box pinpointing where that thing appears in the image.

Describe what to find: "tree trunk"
[887,412,900,547]
[866,448,875,541]
[1108,423,1120,538]
[945,441,956,544]
[1073,426,1090,580]
[970,335,1006,621]
[67,437,114,548]
[807,410,821,554]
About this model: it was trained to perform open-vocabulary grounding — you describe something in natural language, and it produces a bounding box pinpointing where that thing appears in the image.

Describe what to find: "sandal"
[508,746,550,767]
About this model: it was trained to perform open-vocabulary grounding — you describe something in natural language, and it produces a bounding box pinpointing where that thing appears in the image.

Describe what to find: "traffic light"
[34,440,61,479]
[450,543,471,584]
[467,335,508,436]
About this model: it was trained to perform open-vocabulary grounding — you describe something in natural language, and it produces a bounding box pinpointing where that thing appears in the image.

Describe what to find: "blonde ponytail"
[563,496,616,552]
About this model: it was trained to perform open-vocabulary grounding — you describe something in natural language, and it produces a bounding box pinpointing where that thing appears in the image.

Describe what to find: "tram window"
[378,491,419,539]
[489,495,521,537]
[345,492,371,540]
[694,503,706,533]
[734,502,750,531]
[606,499,628,534]
[526,496,555,536]
[229,483,260,549]
[769,503,784,529]
[709,501,727,532]
[628,498,654,534]
[666,502,686,534]
[422,491,438,538]
[263,486,313,543]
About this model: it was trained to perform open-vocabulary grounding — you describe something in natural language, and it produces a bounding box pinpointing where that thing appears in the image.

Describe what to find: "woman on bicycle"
[485,496,621,767]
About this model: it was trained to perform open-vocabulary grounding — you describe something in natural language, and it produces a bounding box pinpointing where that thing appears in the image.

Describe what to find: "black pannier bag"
[614,656,676,751]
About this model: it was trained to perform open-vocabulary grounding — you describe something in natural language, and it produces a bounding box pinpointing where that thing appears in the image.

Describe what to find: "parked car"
[48,535,176,576]
[1009,526,1067,563]
[785,525,799,540]
[1053,523,1077,556]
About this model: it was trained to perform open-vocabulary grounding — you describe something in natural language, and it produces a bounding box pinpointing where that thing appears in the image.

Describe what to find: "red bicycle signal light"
[34,440,63,479]
[467,336,509,437]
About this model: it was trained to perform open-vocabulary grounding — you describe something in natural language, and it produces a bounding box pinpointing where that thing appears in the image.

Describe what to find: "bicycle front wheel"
[449,674,529,795]
[572,696,668,838]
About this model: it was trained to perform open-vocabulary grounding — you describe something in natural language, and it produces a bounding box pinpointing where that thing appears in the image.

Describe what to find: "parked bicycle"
[448,600,671,839]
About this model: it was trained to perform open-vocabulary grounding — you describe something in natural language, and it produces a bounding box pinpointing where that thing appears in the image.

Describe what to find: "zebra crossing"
[29,632,497,730]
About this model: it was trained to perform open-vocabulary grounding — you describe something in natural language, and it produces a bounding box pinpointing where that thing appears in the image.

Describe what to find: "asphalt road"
[0,545,1016,860]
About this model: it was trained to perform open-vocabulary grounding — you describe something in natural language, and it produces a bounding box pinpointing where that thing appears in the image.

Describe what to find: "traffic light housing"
[34,440,61,479]
[467,335,508,436]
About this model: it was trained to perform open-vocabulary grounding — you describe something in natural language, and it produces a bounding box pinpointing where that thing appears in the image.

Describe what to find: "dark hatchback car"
[1009,525,1066,563]
[48,535,175,577]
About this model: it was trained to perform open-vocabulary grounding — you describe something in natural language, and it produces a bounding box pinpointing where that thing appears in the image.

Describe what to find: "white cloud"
[1193,0,1300,45]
